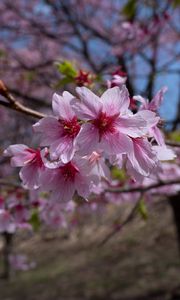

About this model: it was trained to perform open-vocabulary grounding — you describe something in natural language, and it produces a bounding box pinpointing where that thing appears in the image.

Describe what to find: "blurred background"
[0,0,180,299]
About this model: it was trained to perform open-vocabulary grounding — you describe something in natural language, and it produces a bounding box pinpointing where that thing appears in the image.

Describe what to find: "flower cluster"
[0,191,31,234]
[4,85,175,204]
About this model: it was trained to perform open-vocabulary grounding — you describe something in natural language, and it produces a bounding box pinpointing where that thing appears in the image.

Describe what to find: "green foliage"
[169,131,180,142]
[56,60,77,78]
[29,211,41,231]
[111,166,127,181]
[55,60,78,87]
[137,199,148,220]
[122,0,136,20]
[94,74,102,83]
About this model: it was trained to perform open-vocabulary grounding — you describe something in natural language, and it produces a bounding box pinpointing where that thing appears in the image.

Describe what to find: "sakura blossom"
[0,209,16,233]
[134,87,168,145]
[72,86,152,156]
[0,192,32,233]
[0,0,179,286]
[33,92,81,163]
[4,83,177,205]
[9,254,36,271]
[40,155,97,202]
[4,145,45,189]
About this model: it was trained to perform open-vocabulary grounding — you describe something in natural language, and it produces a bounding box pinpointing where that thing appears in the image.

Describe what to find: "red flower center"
[129,98,137,110]
[14,204,24,211]
[60,162,79,182]
[60,117,80,138]
[0,197,4,206]
[93,111,117,139]
[75,70,91,86]
[26,148,44,168]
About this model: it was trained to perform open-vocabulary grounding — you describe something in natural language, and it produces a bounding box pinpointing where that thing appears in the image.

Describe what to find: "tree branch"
[165,141,180,148]
[0,81,46,119]
[99,199,140,247]
[106,179,180,194]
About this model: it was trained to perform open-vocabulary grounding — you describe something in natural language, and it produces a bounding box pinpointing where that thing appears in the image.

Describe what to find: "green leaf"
[29,211,41,231]
[111,167,126,181]
[56,60,77,78]
[54,76,75,88]
[169,131,180,142]
[122,0,136,20]
[137,199,148,220]
[94,74,102,83]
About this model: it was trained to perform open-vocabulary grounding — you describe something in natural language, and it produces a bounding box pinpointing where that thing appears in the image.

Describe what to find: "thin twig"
[0,80,46,119]
[98,199,141,247]
[0,179,21,188]
[165,141,180,148]
[105,179,180,194]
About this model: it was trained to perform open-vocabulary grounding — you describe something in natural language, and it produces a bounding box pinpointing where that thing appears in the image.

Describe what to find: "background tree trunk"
[169,193,180,252]
[1,233,13,280]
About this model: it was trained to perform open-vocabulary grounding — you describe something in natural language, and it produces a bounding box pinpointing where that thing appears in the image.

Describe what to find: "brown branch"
[99,199,140,247]
[0,80,46,119]
[99,180,180,247]
[9,88,50,109]
[105,179,180,194]
[1,233,13,280]
[0,179,21,188]
[165,141,180,148]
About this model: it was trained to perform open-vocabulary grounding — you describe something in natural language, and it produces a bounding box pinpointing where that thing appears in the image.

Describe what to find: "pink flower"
[9,254,36,271]
[87,151,110,181]
[126,138,159,182]
[152,145,176,161]
[13,203,30,226]
[0,197,4,209]
[4,145,44,189]
[33,92,81,163]
[107,74,127,88]
[72,86,148,156]
[0,209,16,233]
[40,202,67,228]
[40,156,96,202]
[134,87,167,112]
[142,162,180,196]
[134,87,167,145]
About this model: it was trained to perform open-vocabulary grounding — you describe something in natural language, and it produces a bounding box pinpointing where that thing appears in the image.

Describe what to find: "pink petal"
[20,163,40,189]
[4,144,28,155]
[136,110,160,128]
[149,86,167,111]
[128,139,157,176]
[74,87,102,120]
[76,123,99,155]
[4,144,32,167]
[150,126,165,145]
[52,179,75,202]
[50,136,75,162]
[40,168,55,189]
[101,86,129,115]
[126,160,145,182]
[133,95,148,109]
[52,92,75,120]
[100,132,133,155]
[75,175,91,199]
[116,115,147,137]
[152,146,176,161]
[33,116,63,145]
